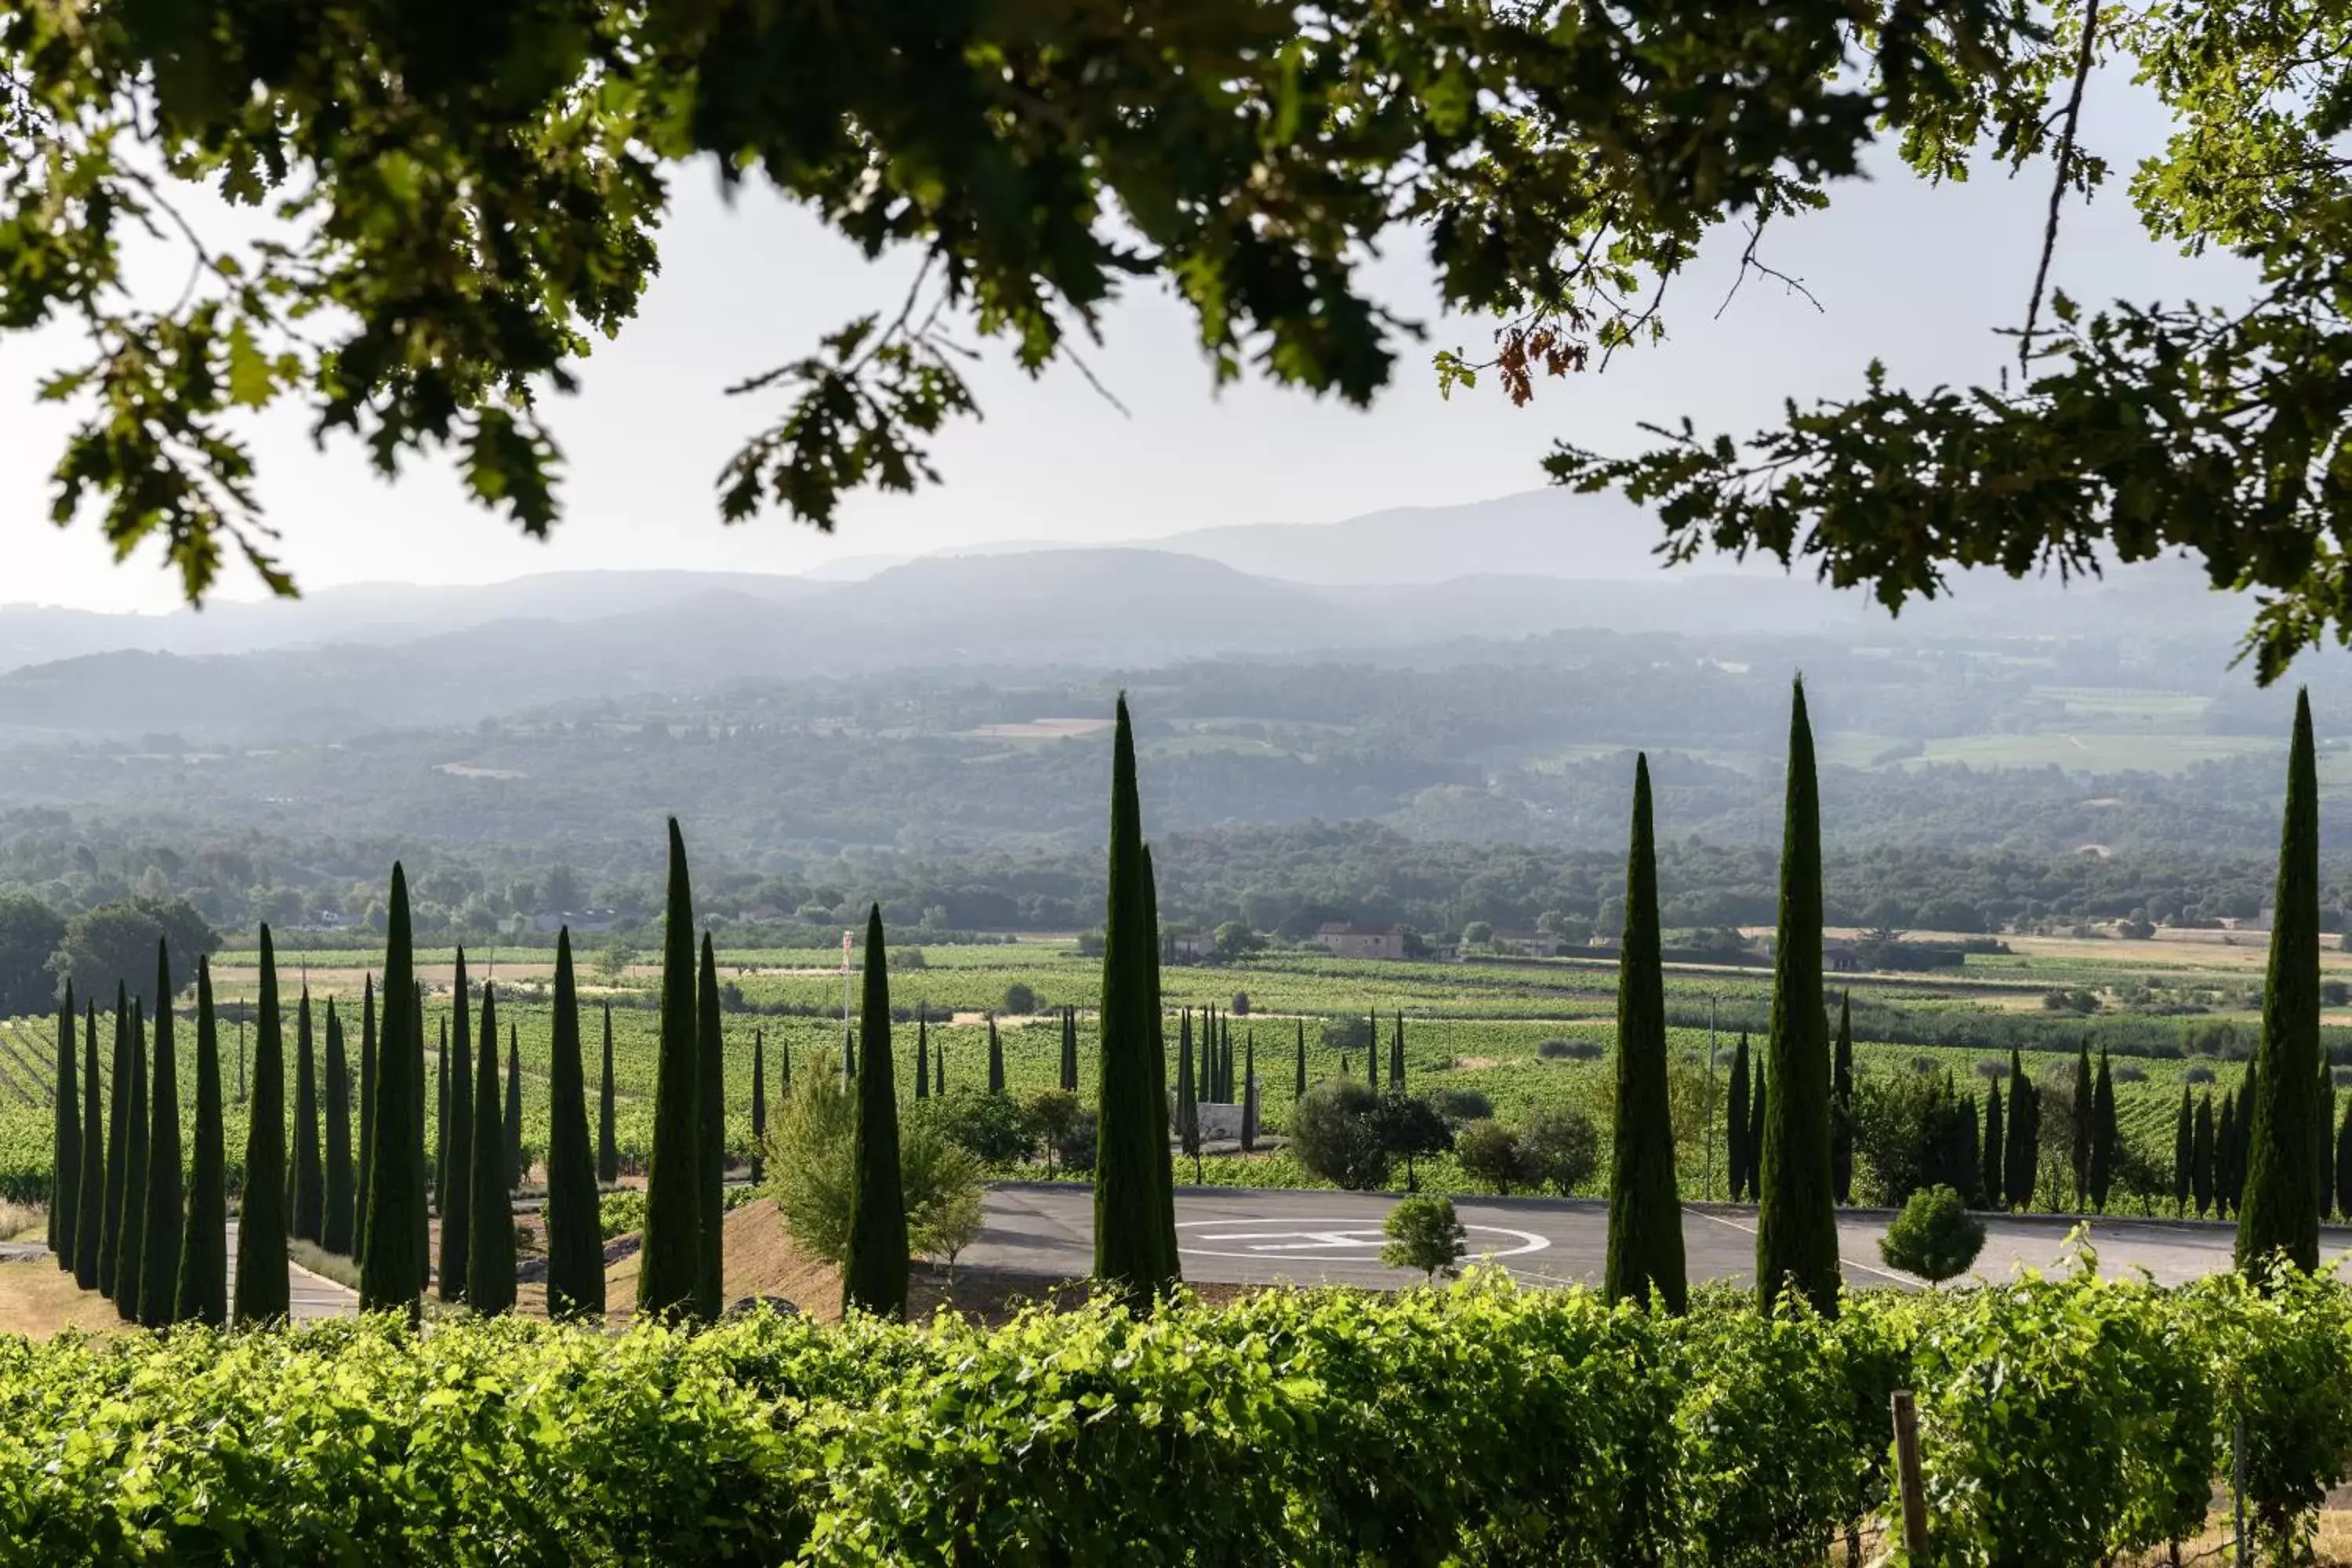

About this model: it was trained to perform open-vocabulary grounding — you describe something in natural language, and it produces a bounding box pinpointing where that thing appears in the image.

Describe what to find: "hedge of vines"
[2,1265,2350,1566]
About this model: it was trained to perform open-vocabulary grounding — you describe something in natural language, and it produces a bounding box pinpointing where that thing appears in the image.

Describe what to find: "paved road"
[222,1224,358,1320]
[971,1184,2352,1290]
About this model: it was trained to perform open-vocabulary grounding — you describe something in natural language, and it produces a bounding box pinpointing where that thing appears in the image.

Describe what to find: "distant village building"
[1494,931,1567,957]
[1313,922,1406,961]
[1823,937,1865,973]
[1165,931,1213,961]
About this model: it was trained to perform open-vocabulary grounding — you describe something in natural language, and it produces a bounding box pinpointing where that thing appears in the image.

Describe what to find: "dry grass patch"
[0,1260,123,1340]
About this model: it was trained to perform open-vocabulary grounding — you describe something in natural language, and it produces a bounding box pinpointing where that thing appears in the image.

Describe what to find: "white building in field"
[1312,922,1406,960]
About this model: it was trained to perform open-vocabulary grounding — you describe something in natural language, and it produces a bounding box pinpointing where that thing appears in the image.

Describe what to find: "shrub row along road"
[975,1184,2352,1290]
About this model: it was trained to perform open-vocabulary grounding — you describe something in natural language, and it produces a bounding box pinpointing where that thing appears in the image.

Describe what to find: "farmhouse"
[1312,921,1406,960]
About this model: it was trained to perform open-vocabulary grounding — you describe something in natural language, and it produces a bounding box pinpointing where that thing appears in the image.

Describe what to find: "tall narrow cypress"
[2336,1098,2352,1223]
[412,981,428,1283]
[914,1008,930,1102]
[1242,1031,1258,1152]
[637,818,702,1320]
[597,1004,619,1185]
[2242,688,2323,1275]
[99,991,130,1300]
[324,1001,354,1255]
[1176,1009,1201,1182]
[1294,1016,1307,1099]
[545,931,603,1319]
[2219,1091,2240,1216]
[2194,1094,2216,1218]
[1094,697,1179,1302]
[2172,1087,2194,1218]
[358,869,423,1322]
[115,997,147,1324]
[987,1016,1006,1094]
[292,990,323,1244]
[843,906,908,1317]
[441,951,474,1302]
[137,945,183,1327]
[1062,1007,1080,1092]
[1831,994,1855,1204]
[356,975,376,1257]
[505,1024,524,1183]
[1755,678,1838,1316]
[2071,1042,2095,1210]
[468,982,517,1315]
[51,984,78,1269]
[177,957,227,1327]
[1390,1013,1405,1091]
[695,935,724,1319]
[1606,753,1686,1312]
[2089,1049,2115,1213]
[750,1028,768,1185]
[1364,1007,1380,1094]
[1983,1080,2005,1210]
[934,1033,945,1097]
[2318,1047,2336,1222]
[2003,1049,2036,1211]
[1726,1033,1751,1201]
[235,927,290,1323]
[1748,1076,1767,1204]
[434,1018,448,1217]
[74,1004,102,1289]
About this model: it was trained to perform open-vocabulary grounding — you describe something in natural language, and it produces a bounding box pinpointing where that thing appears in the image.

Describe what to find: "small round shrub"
[1878,1185,1987,1285]
[1430,1087,1494,1123]
[1003,982,1038,1014]
[1537,1037,1602,1062]
[1289,1080,1390,1190]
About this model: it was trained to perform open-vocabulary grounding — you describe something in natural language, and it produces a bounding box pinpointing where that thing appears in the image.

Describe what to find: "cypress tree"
[750,1027,768,1185]
[637,820,701,1321]
[138,944,183,1327]
[356,975,375,1258]
[1831,994,1855,1204]
[2071,1042,2094,1210]
[324,1000,354,1255]
[2336,1097,2352,1223]
[413,980,428,1286]
[99,992,130,1300]
[358,869,424,1323]
[2242,690,2324,1275]
[1726,1033,1751,1201]
[545,931,603,1319]
[935,1032,946,1097]
[597,1004,619,1185]
[2194,1093,2216,1218]
[987,1015,1006,1094]
[1364,1007,1380,1094]
[1242,1031,1258,1152]
[440,950,474,1303]
[1176,1009,1201,1181]
[1958,1094,1982,1208]
[1294,1016,1307,1099]
[2003,1049,2035,1211]
[116,996,147,1324]
[2089,1048,2115,1213]
[695,934,724,1321]
[1748,1075,1767,1203]
[434,1018,447,1218]
[2218,1091,2239,1215]
[913,1007,930,1102]
[1392,1013,1406,1091]
[1606,753,1687,1312]
[468,982,516,1316]
[235,927,290,1323]
[1094,697,1179,1303]
[177,957,227,1327]
[783,1037,793,1092]
[843,905,908,1318]
[74,1003,102,1289]
[1196,1007,1211,1105]
[506,1023,524,1184]
[1062,1006,1080,1092]
[292,990,323,1244]
[2318,1047,2336,1223]
[1983,1080,2005,1210]
[52,984,78,1270]
[2172,1087,2194,1219]
[1755,679,1838,1316]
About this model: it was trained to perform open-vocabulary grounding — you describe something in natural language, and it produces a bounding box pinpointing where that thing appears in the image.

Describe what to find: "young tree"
[1983,1080,2005,1211]
[637,819,702,1321]
[1831,993,1855,1205]
[98,991,130,1301]
[358,870,423,1323]
[177,957,227,1326]
[1175,1011,1202,1182]
[2071,1042,2095,1211]
[137,943,183,1327]
[2172,1087,2194,1219]
[1381,1196,1468,1285]
[545,930,603,1319]
[505,1023,524,1185]
[1093,698,1179,1304]
[597,1003,619,1186]
[115,998,148,1324]
[843,906,908,1318]
[694,935,724,1321]
[50,984,78,1271]
[913,1007,930,1102]
[1726,1033,1751,1202]
[292,990,324,1245]
[1755,679,1838,1317]
[323,1000,354,1256]
[467,982,517,1316]
[2088,1049,2116,1214]
[750,1027,768,1185]
[2242,690,2323,1276]
[1606,753,1686,1312]
[440,950,474,1303]
[74,1004,103,1289]
[236,927,290,1323]
[2194,1094,2217,1218]
[987,1014,1006,1094]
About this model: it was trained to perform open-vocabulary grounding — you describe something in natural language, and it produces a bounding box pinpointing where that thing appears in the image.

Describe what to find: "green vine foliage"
[0,0,2034,603]
[3,1263,2352,1564]
[1549,0,2352,684]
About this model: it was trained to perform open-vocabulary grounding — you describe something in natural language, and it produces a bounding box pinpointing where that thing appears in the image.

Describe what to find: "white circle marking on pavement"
[1176,1215,1551,1262]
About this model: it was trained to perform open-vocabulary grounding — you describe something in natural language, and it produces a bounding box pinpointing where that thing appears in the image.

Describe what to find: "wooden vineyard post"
[1891,1390,1928,1559]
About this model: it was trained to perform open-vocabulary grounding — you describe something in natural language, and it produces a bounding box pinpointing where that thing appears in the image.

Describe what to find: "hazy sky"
[0,73,2245,613]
